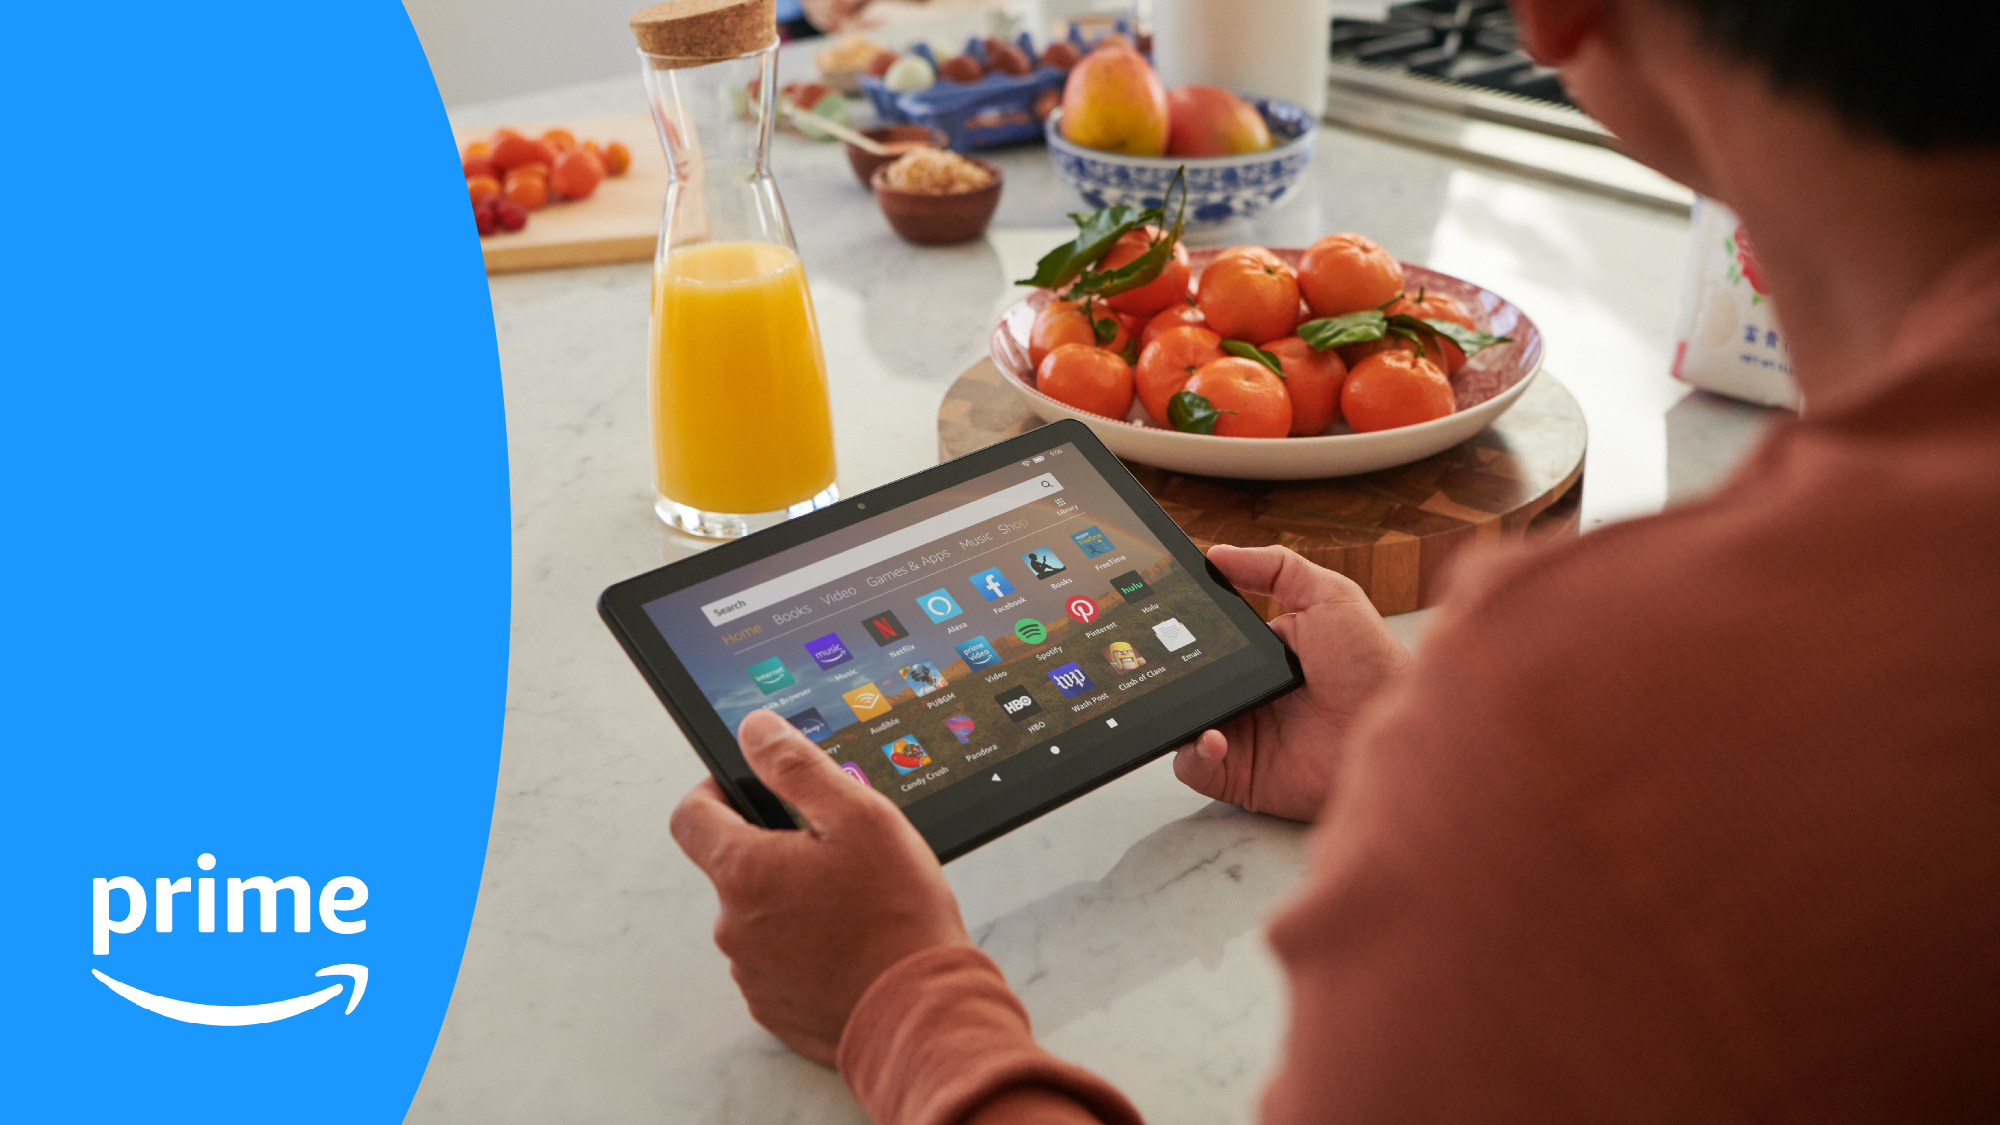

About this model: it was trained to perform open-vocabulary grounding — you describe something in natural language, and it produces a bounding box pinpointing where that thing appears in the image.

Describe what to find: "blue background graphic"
[2,2,507,1120]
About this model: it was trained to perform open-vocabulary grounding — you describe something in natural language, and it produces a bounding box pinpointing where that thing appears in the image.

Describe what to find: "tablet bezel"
[597,418,1304,861]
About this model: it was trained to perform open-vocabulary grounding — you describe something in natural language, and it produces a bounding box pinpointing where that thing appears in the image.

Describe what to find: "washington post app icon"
[1047,661,1095,698]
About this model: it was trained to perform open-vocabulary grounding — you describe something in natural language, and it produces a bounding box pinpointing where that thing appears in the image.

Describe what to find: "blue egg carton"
[859,23,1138,151]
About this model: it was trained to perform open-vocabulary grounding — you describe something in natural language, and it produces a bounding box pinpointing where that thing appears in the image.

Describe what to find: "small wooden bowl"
[843,125,949,187]
[870,159,1004,245]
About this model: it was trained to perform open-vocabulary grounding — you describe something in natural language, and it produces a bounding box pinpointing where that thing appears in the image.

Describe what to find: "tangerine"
[1099,226,1191,317]
[490,129,554,173]
[1339,327,1466,376]
[1039,344,1135,419]
[1029,299,1132,367]
[503,169,549,210]
[550,146,604,199]
[1387,289,1475,329]
[1263,337,1346,435]
[1135,325,1223,425]
[603,141,632,176]
[1197,252,1299,343]
[467,174,501,206]
[1140,293,1204,349]
[539,128,576,152]
[1183,357,1291,438]
[1299,233,1404,317]
[1341,350,1455,433]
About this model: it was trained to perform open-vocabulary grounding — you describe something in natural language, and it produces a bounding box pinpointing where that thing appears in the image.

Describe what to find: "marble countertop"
[411,56,1783,1124]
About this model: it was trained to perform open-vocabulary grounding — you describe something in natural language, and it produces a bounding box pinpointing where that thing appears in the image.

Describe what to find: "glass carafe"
[640,41,838,538]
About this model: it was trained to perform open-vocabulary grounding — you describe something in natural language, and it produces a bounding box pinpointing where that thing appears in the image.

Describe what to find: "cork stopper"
[631,0,777,66]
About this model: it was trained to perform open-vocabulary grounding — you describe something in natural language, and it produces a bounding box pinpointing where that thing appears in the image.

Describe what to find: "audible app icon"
[843,682,892,720]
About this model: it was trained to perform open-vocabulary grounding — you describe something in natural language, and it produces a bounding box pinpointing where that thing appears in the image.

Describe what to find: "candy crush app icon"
[1071,525,1115,558]
[881,735,932,775]
[747,656,795,695]
[1047,661,1095,698]
[953,635,999,669]
[843,682,892,720]
[839,762,872,787]
[804,632,851,670]
[900,660,947,697]
[944,713,976,743]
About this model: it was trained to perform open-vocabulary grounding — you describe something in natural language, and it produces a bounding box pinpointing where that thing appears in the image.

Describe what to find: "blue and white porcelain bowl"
[1045,96,1317,224]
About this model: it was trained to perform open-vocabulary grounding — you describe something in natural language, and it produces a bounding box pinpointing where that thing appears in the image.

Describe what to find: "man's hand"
[671,708,972,1065]
[801,0,871,32]
[1173,545,1413,821]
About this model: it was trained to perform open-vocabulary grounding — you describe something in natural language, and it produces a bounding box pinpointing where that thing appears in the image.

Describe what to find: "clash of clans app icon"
[880,736,932,775]
[1103,641,1147,672]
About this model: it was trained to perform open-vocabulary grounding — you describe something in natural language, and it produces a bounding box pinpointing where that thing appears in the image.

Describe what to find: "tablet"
[598,419,1303,861]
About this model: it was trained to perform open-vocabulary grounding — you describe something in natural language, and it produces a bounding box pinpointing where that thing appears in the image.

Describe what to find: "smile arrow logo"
[91,964,368,1026]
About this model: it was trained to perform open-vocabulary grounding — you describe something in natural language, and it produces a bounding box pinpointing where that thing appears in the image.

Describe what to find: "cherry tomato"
[1341,350,1455,433]
[1038,344,1135,419]
[602,141,632,176]
[1135,325,1223,425]
[550,146,604,200]
[503,169,549,210]
[539,128,576,152]
[1262,337,1346,435]
[467,174,501,206]
[1182,357,1291,438]
[490,129,554,173]
[463,156,497,180]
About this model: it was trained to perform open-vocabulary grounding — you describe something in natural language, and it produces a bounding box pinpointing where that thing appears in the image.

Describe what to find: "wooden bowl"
[843,125,949,187]
[989,249,1544,479]
[870,159,1004,245]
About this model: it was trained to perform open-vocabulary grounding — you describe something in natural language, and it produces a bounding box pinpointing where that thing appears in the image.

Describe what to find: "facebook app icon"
[969,566,1015,601]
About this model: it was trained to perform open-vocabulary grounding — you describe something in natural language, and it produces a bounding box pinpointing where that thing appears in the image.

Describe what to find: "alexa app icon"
[747,656,794,695]
[954,635,1000,668]
[969,566,1015,601]
[917,588,963,623]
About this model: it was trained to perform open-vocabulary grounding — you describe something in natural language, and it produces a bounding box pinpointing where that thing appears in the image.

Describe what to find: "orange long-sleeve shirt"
[836,243,2000,1125]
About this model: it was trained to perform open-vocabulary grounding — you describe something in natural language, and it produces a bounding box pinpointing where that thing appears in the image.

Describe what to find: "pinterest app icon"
[1065,596,1098,624]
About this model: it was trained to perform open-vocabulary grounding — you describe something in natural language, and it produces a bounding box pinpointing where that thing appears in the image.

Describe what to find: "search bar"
[699,473,1063,627]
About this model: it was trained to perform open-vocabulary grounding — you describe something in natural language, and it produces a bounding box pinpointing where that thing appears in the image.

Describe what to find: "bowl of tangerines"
[990,178,1543,479]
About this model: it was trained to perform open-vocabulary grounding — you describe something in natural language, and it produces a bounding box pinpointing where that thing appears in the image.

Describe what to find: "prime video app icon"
[953,635,999,668]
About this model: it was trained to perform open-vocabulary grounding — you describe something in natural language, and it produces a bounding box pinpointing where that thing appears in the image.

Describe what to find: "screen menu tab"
[641,443,1259,810]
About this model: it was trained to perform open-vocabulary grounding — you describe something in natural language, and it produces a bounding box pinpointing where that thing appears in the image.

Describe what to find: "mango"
[1059,46,1169,156]
[1165,86,1272,157]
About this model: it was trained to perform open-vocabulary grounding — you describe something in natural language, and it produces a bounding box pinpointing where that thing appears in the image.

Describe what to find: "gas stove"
[1323,0,1691,212]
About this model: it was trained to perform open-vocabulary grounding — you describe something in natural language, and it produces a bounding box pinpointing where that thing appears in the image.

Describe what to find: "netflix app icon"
[863,609,909,646]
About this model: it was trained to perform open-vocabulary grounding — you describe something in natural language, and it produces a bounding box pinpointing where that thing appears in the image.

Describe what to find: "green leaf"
[1298,311,1388,351]
[1221,339,1285,379]
[1090,309,1119,344]
[1421,318,1512,357]
[1167,390,1232,434]
[1067,168,1189,301]
[1014,203,1158,290]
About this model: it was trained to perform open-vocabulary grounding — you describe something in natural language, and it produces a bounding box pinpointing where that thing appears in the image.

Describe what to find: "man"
[670,0,2000,1120]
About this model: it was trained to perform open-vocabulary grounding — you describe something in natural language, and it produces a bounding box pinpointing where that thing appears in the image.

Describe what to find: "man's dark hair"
[1660,0,2000,150]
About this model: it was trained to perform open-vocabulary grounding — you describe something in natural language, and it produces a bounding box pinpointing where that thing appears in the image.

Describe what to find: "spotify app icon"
[1014,619,1047,645]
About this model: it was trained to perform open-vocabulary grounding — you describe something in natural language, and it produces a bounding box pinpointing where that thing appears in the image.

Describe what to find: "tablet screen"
[635,439,1263,816]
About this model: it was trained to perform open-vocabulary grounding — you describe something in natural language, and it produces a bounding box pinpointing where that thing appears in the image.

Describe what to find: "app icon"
[839,762,872,787]
[900,660,947,697]
[881,735,932,775]
[1014,619,1047,645]
[944,713,976,743]
[786,707,832,740]
[1109,570,1152,602]
[862,609,909,646]
[916,588,963,624]
[1153,618,1197,652]
[954,636,1000,668]
[843,681,892,720]
[993,685,1042,721]
[969,566,1015,601]
[804,632,851,670]
[1071,525,1115,558]
[747,656,795,695]
[1047,661,1096,698]
[1065,596,1098,624]
[1020,546,1066,580]
[1103,642,1147,672]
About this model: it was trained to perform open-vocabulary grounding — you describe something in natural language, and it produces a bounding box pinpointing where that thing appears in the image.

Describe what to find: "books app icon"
[1021,546,1066,579]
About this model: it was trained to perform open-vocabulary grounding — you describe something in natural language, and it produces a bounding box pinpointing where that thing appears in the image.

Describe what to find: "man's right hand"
[1173,545,1412,821]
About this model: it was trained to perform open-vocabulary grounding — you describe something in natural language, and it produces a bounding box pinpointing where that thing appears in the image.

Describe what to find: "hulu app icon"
[747,656,795,695]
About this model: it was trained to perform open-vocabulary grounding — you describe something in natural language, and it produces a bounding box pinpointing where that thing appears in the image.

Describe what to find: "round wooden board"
[938,360,1587,617]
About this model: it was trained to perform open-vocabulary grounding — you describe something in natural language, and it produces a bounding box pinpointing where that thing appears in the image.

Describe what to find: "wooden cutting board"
[938,359,1587,616]
[453,114,664,274]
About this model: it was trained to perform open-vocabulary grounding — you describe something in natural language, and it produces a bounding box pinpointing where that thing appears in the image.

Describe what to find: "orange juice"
[649,241,837,514]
